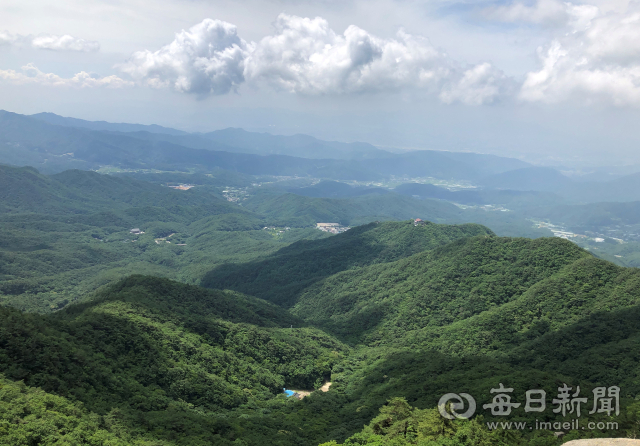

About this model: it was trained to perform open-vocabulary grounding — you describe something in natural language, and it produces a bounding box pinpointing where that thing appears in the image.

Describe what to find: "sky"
[1,0,640,168]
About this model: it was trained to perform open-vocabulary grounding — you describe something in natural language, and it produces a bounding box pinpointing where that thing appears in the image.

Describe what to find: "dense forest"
[3,211,640,444]
[3,116,640,444]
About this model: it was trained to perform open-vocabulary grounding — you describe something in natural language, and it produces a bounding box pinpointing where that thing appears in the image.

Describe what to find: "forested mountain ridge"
[291,236,591,342]
[1,164,550,315]
[330,256,640,436]
[202,220,494,307]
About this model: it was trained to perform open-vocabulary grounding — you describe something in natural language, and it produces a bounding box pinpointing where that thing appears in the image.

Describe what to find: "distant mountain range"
[1,110,529,181]
[30,112,189,136]
[5,110,640,204]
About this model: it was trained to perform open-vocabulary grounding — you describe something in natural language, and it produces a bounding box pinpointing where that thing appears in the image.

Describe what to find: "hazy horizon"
[3,0,640,167]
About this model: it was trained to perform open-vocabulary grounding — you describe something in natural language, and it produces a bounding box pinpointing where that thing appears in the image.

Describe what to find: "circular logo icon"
[438,393,476,419]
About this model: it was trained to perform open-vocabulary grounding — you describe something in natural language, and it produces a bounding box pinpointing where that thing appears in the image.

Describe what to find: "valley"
[2,112,640,445]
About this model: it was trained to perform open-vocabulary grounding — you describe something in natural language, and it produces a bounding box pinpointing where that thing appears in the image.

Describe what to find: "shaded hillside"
[315,245,640,444]
[202,220,493,307]
[6,225,640,444]
[333,256,640,409]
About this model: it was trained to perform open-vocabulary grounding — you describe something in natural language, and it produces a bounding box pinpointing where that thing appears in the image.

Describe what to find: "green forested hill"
[328,257,640,441]
[0,165,331,312]
[0,164,551,313]
[0,276,347,437]
[202,221,493,307]
[0,376,161,446]
[291,236,590,342]
[0,276,355,445]
[6,161,640,445]
[4,230,640,444]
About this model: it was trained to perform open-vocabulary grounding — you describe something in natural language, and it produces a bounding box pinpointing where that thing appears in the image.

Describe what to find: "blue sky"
[1,0,640,168]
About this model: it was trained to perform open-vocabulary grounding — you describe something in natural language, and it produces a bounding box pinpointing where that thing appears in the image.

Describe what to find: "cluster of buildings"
[535,221,624,244]
[316,223,350,234]
[263,226,291,233]
[222,187,248,203]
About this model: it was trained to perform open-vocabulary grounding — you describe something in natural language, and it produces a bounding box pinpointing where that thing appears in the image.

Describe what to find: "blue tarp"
[283,388,295,397]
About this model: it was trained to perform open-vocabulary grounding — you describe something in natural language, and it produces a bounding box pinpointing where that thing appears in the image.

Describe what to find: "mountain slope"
[202,220,493,307]
[0,276,346,414]
[5,221,640,444]
[291,236,590,342]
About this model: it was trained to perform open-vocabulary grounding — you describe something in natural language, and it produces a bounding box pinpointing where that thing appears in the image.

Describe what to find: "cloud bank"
[31,34,100,52]
[0,64,131,88]
[119,14,511,104]
[0,31,99,52]
[5,6,640,108]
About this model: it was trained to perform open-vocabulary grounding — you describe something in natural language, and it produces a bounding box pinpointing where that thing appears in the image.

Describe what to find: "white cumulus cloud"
[120,14,511,105]
[31,34,100,52]
[119,19,248,96]
[520,6,640,105]
[244,15,452,95]
[0,63,132,88]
